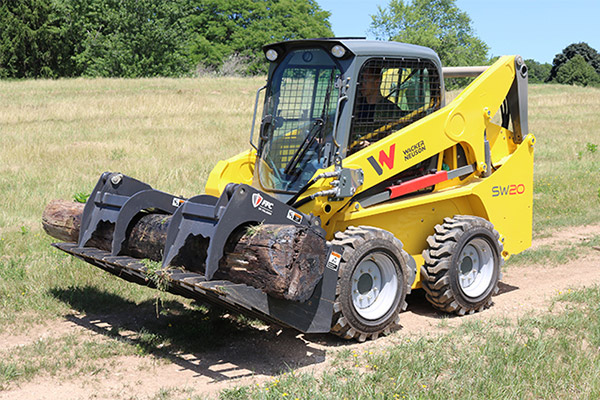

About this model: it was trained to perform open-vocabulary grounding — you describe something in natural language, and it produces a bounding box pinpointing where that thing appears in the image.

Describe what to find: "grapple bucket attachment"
[55,172,340,333]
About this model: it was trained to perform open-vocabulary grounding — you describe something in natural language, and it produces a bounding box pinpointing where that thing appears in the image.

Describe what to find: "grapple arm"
[76,172,326,280]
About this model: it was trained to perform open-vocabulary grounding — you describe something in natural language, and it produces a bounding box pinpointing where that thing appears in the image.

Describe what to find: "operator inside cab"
[355,65,403,136]
[348,58,440,156]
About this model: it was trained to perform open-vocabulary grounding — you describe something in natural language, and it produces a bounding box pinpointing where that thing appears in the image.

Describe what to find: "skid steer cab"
[54,38,534,342]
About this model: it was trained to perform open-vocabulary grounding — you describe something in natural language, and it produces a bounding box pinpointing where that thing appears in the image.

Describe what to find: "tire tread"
[421,215,503,315]
[329,226,413,341]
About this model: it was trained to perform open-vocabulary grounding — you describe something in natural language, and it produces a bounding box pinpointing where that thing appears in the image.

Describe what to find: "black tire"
[330,226,414,341]
[421,215,503,315]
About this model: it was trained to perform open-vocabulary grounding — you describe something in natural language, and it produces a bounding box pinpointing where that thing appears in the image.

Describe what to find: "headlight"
[265,49,278,62]
[331,45,346,58]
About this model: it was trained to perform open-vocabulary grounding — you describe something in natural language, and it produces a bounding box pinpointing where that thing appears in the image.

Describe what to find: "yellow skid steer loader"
[53,38,534,341]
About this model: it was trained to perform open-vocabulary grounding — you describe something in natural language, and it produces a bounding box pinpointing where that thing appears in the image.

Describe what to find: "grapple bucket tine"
[78,172,110,245]
[161,194,220,270]
[204,238,221,280]
[78,172,152,248]
[111,189,185,256]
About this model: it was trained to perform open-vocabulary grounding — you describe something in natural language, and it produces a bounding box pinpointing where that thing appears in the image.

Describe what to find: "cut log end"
[42,200,84,243]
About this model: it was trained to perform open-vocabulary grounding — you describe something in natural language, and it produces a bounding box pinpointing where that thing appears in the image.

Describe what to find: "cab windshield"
[257,48,340,193]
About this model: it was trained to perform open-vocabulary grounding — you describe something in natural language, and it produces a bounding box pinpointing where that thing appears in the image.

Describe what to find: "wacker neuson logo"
[252,193,274,215]
[403,140,426,161]
[367,140,427,176]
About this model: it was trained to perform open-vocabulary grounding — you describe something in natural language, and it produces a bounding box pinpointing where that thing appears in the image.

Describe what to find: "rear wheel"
[421,215,503,315]
[330,226,414,341]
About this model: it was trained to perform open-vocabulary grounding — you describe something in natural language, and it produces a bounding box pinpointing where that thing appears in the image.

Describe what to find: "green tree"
[0,0,73,78]
[0,0,333,78]
[555,54,600,86]
[370,0,489,67]
[525,59,551,84]
[65,0,192,77]
[185,0,333,75]
[548,42,600,82]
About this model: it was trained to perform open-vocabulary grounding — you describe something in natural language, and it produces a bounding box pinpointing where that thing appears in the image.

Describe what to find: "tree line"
[1,0,599,87]
[0,0,333,78]
[526,43,600,86]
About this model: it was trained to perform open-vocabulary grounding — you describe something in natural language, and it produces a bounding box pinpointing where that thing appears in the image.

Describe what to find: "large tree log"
[42,200,326,302]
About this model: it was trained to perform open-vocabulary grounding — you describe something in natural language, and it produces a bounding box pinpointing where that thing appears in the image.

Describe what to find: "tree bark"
[42,200,326,302]
[218,224,326,302]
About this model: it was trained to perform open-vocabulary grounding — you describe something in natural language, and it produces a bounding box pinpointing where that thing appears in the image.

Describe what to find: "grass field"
[0,78,599,398]
[0,77,266,333]
[221,287,600,400]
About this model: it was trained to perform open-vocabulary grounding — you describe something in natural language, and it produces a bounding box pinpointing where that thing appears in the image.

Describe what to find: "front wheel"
[421,215,503,315]
[330,226,414,341]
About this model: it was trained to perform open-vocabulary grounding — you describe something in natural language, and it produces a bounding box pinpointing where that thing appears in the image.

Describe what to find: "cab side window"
[348,58,441,155]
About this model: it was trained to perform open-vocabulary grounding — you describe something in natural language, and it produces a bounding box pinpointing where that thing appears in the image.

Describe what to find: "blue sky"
[318,0,600,64]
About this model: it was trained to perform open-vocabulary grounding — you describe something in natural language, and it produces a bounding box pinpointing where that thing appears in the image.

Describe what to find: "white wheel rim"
[351,252,398,320]
[458,238,495,298]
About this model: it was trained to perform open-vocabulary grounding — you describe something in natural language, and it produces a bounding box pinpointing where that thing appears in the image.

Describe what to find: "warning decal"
[326,250,342,271]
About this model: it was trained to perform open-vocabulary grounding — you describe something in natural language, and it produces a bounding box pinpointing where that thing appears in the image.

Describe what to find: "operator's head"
[359,65,383,103]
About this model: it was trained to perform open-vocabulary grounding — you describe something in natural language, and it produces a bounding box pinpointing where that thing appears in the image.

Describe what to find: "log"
[41,200,169,259]
[42,200,83,243]
[218,224,326,302]
[42,200,326,302]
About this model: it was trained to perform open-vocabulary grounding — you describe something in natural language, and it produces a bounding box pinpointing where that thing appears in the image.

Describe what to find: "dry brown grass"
[2,79,598,229]
[0,77,265,235]
[1,78,598,237]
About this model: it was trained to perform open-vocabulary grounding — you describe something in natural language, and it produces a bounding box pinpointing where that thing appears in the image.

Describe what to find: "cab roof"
[263,38,440,63]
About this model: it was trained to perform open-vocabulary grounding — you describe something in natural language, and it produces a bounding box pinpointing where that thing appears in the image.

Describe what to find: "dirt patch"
[0,319,82,351]
[530,224,600,250]
[3,224,600,400]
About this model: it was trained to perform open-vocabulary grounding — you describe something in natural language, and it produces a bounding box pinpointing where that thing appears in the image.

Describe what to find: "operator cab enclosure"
[254,38,444,201]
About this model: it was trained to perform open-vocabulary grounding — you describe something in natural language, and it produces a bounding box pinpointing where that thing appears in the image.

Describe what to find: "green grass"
[505,244,580,266]
[0,332,135,390]
[218,286,600,400]
[506,233,600,266]
[505,233,600,266]
[528,84,600,233]
[0,231,174,330]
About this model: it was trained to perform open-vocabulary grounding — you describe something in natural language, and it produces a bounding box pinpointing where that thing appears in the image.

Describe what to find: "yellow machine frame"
[205,55,535,291]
